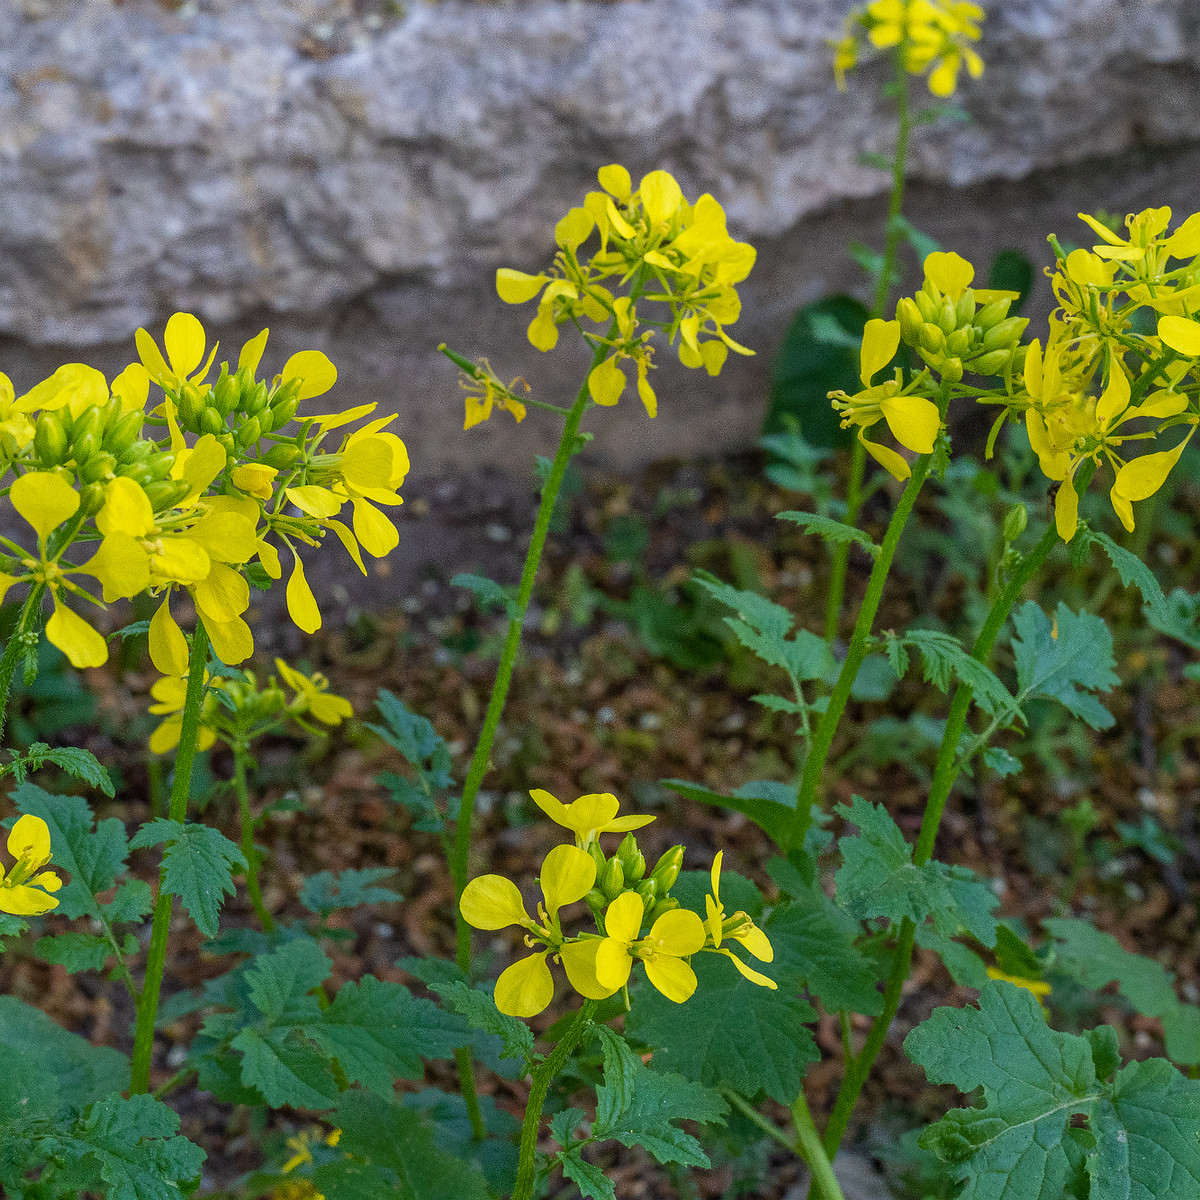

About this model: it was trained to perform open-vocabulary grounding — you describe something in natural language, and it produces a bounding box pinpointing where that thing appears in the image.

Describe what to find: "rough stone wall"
[1,0,1199,482]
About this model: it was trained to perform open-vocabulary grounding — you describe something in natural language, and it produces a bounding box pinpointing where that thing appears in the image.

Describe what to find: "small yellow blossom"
[702,851,777,988]
[595,891,707,1003]
[528,789,655,849]
[0,815,63,916]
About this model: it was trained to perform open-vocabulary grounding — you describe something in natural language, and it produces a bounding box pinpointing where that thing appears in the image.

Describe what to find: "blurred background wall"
[1,0,1198,600]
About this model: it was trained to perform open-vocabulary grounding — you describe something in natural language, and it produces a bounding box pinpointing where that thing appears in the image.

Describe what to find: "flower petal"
[1112,431,1194,503]
[45,599,107,669]
[603,891,645,944]
[923,250,974,301]
[859,319,901,386]
[714,947,778,989]
[81,532,150,602]
[205,615,254,666]
[859,433,912,481]
[286,554,321,635]
[164,312,206,379]
[461,875,530,930]
[494,952,554,1019]
[595,938,635,991]
[559,939,620,1000]
[539,844,597,919]
[649,908,706,957]
[879,394,939,454]
[8,814,51,866]
[97,477,155,539]
[11,472,80,541]
[1055,474,1080,542]
[643,954,698,1003]
[732,919,774,962]
[281,350,338,400]
[149,596,190,677]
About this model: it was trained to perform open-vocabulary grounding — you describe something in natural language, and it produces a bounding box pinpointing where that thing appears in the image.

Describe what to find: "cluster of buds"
[895,251,1028,382]
[834,0,985,97]
[460,790,775,1019]
[488,165,756,425]
[0,312,408,672]
[148,658,353,755]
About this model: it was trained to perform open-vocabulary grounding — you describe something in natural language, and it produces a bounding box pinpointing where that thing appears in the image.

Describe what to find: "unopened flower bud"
[896,297,923,343]
[649,845,684,894]
[980,317,1028,353]
[267,395,299,431]
[212,367,242,416]
[946,328,972,358]
[588,842,607,877]
[970,349,1014,376]
[615,833,646,881]
[243,380,270,417]
[147,451,177,481]
[143,478,191,511]
[954,290,976,328]
[974,298,1012,330]
[937,298,957,334]
[919,323,946,355]
[940,356,964,383]
[80,451,117,485]
[178,382,206,429]
[235,415,263,448]
[914,289,939,323]
[263,442,302,470]
[601,857,625,900]
[647,896,679,923]
[585,887,607,919]
[635,878,657,906]
[33,412,69,466]
[104,410,144,458]
[200,407,226,437]
[79,482,107,517]
[1003,503,1028,542]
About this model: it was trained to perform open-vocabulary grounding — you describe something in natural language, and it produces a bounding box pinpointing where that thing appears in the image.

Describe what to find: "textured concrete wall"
[1,0,1198,483]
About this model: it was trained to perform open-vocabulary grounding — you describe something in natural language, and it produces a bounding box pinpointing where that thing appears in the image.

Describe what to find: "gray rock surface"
[1,0,1198,479]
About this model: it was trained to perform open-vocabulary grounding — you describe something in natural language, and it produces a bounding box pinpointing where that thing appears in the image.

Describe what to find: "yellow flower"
[136,312,219,390]
[702,851,777,988]
[274,658,353,725]
[0,815,63,915]
[528,789,655,849]
[147,672,220,756]
[595,891,707,1003]
[829,318,941,480]
[862,0,984,96]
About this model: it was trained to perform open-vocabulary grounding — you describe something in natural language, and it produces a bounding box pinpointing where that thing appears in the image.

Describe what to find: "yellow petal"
[597,164,632,201]
[639,170,684,226]
[603,891,645,944]
[151,537,211,584]
[1055,475,1079,542]
[111,362,150,413]
[175,434,227,499]
[1023,337,1043,398]
[136,328,172,383]
[1094,366,1131,425]
[309,691,353,725]
[494,953,554,1019]
[602,814,657,834]
[860,433,912,481]
[238,328,270,376]
[11,472,80,541]
[149,596,190,676]
[1110,487,1135,533]
[588,357,627,408]
[81,533,150,602]
[527,310,559,352]
[595,938,635,991]
[351,498,398,558]
[164,312,206,379]
[8,814,51,866]
[529,789,571,825]
[732,919,774,962]
[45,599,108,669]
[324,519,366,576]
[880,394,939,454]
[555,207,595,251]
[539,844,597,919]
[859,318,901,386]
[0,882,60,916]
[1158,315,1200,356]
[923,250,974,301]
[461,874,530,929]
[559,939,620,1000]
[643,954,698,1003]
[188,512,259,565]
[563,792,621,838]
[232,463,278,500]
[495,269,549,305]
[715,948,778,989]
[649,908,706,957]
[705,894,722,947]
[208,615,254,666]
[97,477,156,539]
[31,870,62,893]
[1112,431,1193,503]
[149,717,183,754]
[193,562,250,625]
[281,350,338,400]
[287,486,343,519]
[287,554,321,634]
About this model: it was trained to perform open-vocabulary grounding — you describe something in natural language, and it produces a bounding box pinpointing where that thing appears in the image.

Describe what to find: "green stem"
[721,1089,797,1153]
[130,617,210,1096]
[823,58,912,644]
[511,1002,596,1200]
[233,744,274,933]
[0,586,46,749]
[814,522,1060,1164]
[793,1089,849,1200]
[789,452,933,850]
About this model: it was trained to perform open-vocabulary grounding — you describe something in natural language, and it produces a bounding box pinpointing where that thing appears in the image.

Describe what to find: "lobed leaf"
[431,979,536,1070]
[300,867,402,918]
[901,629,1015,718]
[778,510,881,557]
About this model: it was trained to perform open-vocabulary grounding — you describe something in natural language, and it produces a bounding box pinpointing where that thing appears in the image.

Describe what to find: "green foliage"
[451,572,519,619]
[627,951,818,1103]
[885,629,1015,717]
[835,797,999,946]
[663,778,815,850]
[129,817,246,938]
[906,981,1200,1200]
[2,743,114,795]
[371,690,455,834]
[432,979,537,1071]
[300,867,402,918]
[33,932,114,974]
[777,510,881,558]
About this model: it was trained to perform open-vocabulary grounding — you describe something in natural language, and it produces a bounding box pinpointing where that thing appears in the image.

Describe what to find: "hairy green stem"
[511,1003,597,1200]
[130,618,211,1095]
[823,58,911,645]
[793,1089,849,1200]
[814,522,1060,1165]
[0,586,46,749]
[789,452,933,850]
[233,744,274,933]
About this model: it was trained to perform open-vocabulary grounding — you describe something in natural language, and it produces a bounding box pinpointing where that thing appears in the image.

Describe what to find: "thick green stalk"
[130,618,211,1095]
[0,586,46,748]
[792,1090,849,1200]
[789,452,933,850]
[823,58,911,643]
[511,1002,596,1200]
[813,522,1060,1166]
[233,744,274,933]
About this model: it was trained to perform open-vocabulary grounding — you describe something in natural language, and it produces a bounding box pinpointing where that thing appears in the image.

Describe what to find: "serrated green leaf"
[626,952,818,1103]
[1080,529,1172,628]
[103,879,153,924]
[982,746,1022,777]
[369,692,453,787]
[33,932,112,974]
[306,976,466,1096]
[431,980,536,1069]
[450,573,518,619]
[322,1090,491,1200]
[778,511,881,557]
[835,798,999,946]
[902,629,1015,718]
[1011,602,1118,730]
[244,937,332,1025]
[691,572,793,639]
[592,1025,641,1131]
[662,778,803,849]
[12,784,129,921]
[231,1026,340,1109]
[914,925,990,989]
[299,868,402,918]
[560,1149,616,1200]
[907,982,1200,1200]
[129,818,247,938]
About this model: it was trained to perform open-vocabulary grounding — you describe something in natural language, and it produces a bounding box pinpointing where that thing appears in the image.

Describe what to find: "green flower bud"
[243,379,270,417]
[121,462,155,487]
[80,451,117,485]
[919,323,946,355]
[589,842,607,876]
[954,289,976,328]
[649,845,684,894]
[600,857,625,901]
[266,395,299,432]
[896,297,923,343]
[615,833,646,881]
[143,478,191,511]
[33,412,69,466]
[585,887,607,918]
[200,407,226,437]
[913,288,939,323]
[940,356,964,383]
[235,415,263,448]
[217,433,237,458]
[79,482,107,517]
[970,349,1014,376]
[937,298,957,335]
[263,442,302,470]
[72,406,106,455]
[974,298,1012,330]
[635,878,657,906]
[647,896,679,923]
[103,410,144,458]
[946,328,972,358]
[980,317,1029,353]
[99,397,123,433]
[177,383,206,430]
[148,451,177,481]
[1003,503,1028,542]
[212,367,242,416]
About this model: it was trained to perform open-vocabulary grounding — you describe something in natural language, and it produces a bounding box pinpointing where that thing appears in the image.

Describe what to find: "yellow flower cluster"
[491,166,756,424]
[834,0,985,97]
[0,814,61,916]
[0,315,407,670]
[147,657,353,755]
[460,790,775,1018]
